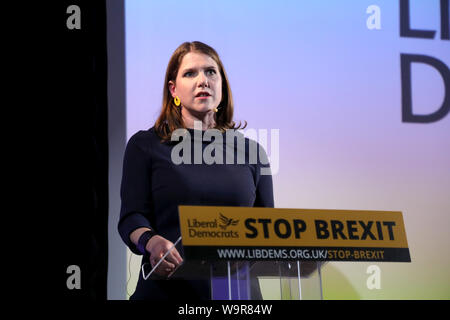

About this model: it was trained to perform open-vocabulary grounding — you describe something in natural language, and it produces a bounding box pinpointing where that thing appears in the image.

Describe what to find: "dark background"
[31,1,110,300]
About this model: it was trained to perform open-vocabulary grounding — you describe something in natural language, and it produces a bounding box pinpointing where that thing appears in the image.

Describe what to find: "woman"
[118,41,274,300]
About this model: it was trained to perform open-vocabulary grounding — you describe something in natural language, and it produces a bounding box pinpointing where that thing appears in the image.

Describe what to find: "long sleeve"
[253,143,274,208]
[117,131,153,255]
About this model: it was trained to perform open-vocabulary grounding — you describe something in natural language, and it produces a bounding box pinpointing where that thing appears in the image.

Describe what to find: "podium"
[208,260,324,300]
[149,259,324,300]
[141,205,411,300]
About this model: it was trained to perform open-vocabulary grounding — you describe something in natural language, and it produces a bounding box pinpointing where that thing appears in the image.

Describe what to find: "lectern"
[143,259,324,300]
[208,260,324,300]
[142,205,410,300]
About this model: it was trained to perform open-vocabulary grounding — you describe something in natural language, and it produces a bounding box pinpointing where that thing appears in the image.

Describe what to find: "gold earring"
[174,96,181,106]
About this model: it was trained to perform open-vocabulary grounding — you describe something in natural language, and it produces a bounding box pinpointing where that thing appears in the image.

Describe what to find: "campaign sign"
[178,206,411,262]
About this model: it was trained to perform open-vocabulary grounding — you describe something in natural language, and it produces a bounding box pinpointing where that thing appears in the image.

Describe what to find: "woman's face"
[169,52,222,115]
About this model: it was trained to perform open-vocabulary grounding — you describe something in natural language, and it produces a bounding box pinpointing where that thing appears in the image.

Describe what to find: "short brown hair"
[154,41,245,141]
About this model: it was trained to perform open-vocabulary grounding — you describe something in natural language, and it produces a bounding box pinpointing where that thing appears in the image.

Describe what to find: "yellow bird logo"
[219,213,239,230]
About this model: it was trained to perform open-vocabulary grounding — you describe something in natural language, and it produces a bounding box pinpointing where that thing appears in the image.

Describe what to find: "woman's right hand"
[145,235,183,277]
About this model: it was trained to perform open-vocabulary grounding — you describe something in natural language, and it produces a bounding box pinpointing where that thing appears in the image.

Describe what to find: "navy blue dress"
[118,127,274,300]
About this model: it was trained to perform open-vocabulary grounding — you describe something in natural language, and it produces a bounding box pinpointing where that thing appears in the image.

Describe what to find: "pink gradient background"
[124,0,450,299]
